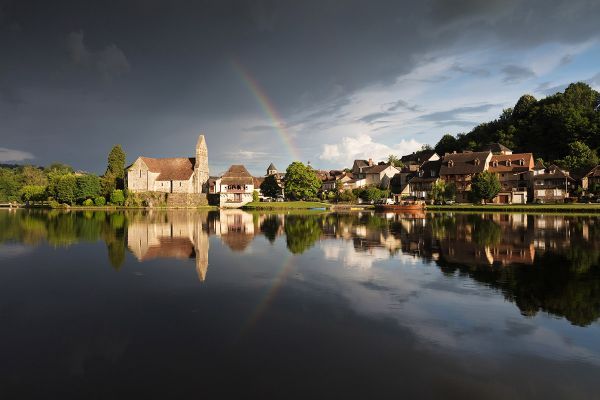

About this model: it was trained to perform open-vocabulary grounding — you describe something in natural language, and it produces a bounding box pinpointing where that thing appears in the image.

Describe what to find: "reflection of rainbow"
[231,58,302,161]
[240,253,295,336]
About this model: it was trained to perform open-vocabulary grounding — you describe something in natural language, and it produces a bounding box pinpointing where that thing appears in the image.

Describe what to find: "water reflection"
[1,209,599,326]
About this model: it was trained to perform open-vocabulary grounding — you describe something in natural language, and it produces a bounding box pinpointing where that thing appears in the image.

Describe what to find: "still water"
[1,209,599,398]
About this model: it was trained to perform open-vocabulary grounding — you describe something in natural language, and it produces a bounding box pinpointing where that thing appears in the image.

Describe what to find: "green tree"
[260,175,281,198]
[434,134,459,155]
[0,168,21,202]
[430,180,445,203]
[470,171,501,203]
[55,174,77,204]
[21,165,48,186]
[252,190,259,202]
[386,155,404,168]
[284,162,322,200]
[75,174,101,203]
[105,145,126,190]
[557,141,599,176]
[20,185,47,204]
[110,189,125,206]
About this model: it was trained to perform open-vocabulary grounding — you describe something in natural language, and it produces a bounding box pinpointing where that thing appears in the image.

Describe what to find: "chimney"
[368,158,373,166]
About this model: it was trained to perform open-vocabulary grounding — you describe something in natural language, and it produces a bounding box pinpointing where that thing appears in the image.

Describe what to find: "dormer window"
[506,160,511,167]
[519,159,525,166]
[419,170,424,177]
[474,158,480,166]
[448,160,454,167]
[430,170,436,177]
[492,160,498,167]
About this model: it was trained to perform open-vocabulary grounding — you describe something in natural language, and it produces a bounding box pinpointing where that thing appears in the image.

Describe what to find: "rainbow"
[231,58,302,162]
[239,253,295,337]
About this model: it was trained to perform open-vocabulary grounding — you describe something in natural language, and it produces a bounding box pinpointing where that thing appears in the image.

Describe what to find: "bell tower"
[195,134,209,193]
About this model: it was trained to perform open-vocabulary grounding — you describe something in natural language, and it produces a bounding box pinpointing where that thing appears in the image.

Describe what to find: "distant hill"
[433,82,600,163]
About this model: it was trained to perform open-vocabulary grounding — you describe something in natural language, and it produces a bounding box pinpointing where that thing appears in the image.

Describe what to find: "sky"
[1,0,599,175]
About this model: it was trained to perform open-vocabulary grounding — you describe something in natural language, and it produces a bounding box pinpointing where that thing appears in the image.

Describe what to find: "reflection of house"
[488,152,533,204]
[213,209,256,251]
[530,164,575,203]
[127,211,209,282]
[439,151,492,202]
[214,165,255,207]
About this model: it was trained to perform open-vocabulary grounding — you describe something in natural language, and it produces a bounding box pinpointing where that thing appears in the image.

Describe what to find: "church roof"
[221,164,254,185]
[267,163,277,171]
[140,157,196,181]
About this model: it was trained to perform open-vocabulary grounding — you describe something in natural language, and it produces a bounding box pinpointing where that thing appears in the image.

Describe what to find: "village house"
[480,143,513,155]
[363,164,400,187]
[214,165,255,207]
[352,159,374,176]
[582,165,600,195]
[530,163,575,203]
[127,135,209,194]
[400,150,440,172]
[439,151,492,203]
[406,159,442,199]
[488,152,533,204]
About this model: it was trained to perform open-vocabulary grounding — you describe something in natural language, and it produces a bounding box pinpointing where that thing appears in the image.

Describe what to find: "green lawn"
[242,201,331,210]
[426,203,600,213]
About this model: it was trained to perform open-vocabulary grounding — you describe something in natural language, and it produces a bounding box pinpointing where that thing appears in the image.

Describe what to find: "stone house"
[352,159,374,176]
[362,164,400,187]
[439,151,492,203]
[127,135,209,197]
[400,150,440,172]
[214,165,255,207]
[530,164,575,203]
[407,159,442,199]
[582,165,600,194]
[488,153,533,204]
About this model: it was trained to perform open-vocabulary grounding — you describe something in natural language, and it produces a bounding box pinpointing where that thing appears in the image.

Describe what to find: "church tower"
[195,134,209,193]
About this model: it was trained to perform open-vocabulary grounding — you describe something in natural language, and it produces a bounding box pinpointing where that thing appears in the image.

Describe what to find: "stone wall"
[166,193,208,207]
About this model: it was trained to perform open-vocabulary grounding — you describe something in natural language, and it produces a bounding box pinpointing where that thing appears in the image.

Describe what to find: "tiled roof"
[267,163,277,171]
[480,143,512,154]
[221,164,254,185]
[440,151,490,175]
[253,176,265,187]
[364,164,395,174]
[140,157,196,181]
[488,153,533,173]
[534,164,575,181]
[401,150,437,164]
[585,165,600,178]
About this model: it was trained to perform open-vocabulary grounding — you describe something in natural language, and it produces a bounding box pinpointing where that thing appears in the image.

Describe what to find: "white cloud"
[0,147,34,162]
[319,133,422,166]
[67,31,130,80]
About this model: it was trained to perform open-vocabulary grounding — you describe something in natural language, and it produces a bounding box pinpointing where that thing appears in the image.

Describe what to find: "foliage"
[83,198,94,206]
[260,175,281,198]
[430,180,446,203]
[356,186,388,202]
[252,190,259,202]
[22,166,48,186]
[433,82,600,164]
[556,141,599,176]
[470,171,501,203]
[284,162,322,200]
[386,154,404,168]
[104,145,126,191]
[0,168,22,202]
[338,190,357,202]
[93,196,106,206]
[110,189,125,206]
[55,174,77,204]
[284,215,322,254]
[75,174,101,202]
[20,185,47,204]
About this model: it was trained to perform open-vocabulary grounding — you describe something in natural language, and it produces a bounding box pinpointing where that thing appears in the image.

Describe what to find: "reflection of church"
[127,211,210,281]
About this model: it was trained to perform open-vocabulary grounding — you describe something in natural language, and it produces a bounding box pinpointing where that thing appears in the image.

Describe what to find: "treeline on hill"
[432,82,600,177]
[0,146,126,206]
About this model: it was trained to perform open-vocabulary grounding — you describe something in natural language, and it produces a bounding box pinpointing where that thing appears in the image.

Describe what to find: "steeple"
[194,134,209,193]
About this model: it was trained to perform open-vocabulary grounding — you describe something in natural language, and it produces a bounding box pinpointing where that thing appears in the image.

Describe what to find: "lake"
[1,209,599,398]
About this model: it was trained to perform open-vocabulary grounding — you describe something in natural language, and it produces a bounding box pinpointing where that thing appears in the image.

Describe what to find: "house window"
[139,170,142,178]
[179,182,182,187]
[506,160,511,167]
[430,170,436,177]
[474,159,480,166]
[519,159,525,166]
[492,161,498,167]
[448,160,454,167]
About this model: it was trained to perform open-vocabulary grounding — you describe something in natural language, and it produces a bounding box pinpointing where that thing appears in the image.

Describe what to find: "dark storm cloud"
[418,103,501,126]
[501,65,536,84]
[0,0,599,172]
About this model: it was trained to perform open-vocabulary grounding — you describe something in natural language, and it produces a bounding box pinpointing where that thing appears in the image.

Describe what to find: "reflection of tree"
[260,215,281,243]
[103,212,127,270]
[285,215,322,254]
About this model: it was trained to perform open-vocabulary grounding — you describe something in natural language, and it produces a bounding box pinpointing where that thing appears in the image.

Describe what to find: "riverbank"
[242,201,331,210]
[426,203,600,213]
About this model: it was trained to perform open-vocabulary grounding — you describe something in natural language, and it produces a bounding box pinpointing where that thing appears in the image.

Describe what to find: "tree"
[105,145,126,190]
[284,162,321,200]
[470,171,501,204]
[557,141,599,176]
[55,174,77,204]
[22,166,48,186]
[260,175,281,198]
[252,190,259,202]
[110,189,125,206]
[386,155,404,168]
[0,168,21,202]
[434,134,459,155]
[430,180,445,203]
[76,174,101,203]
[20,185,47,204]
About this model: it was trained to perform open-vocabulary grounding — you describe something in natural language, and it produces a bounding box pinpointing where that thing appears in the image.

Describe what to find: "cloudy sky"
[1,0,599,175]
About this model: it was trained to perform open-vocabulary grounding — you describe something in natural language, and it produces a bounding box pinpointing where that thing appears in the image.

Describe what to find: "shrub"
[94,196,106,206]
[48,199,61,209]
[82,198,94,206]
[110,189,125,206]
[252,190,259,202]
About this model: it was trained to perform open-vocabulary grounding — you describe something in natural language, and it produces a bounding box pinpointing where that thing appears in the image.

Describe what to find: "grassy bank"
[242,201,331,210]
[426,204,600,213]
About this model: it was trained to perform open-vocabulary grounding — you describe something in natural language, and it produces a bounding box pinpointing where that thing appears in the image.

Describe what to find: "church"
[127,135,209,194]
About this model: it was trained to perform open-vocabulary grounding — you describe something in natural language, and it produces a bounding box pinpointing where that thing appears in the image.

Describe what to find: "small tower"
[195,134,209,193]
[267,162,277,176]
